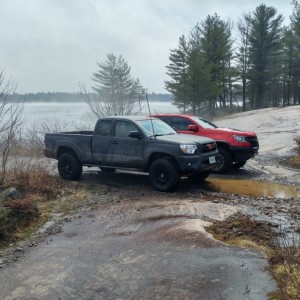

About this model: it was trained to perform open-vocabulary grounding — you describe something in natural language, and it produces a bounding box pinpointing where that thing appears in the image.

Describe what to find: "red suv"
[152,114,259,173]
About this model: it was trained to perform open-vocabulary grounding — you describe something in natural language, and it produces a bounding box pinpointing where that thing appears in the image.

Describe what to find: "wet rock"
[0,187,21,202]
[14,247,24,253]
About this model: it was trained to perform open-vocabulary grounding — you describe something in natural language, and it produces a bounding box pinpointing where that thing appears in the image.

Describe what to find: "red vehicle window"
[171,117,194,131]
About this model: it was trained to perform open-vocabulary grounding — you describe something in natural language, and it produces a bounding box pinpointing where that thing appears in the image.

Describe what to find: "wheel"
[188,170,211,183]
[149,159,180,192]
[58,153,82,180]
[232,161,247,169]
[213,147,232,174]
[100,167,116,172]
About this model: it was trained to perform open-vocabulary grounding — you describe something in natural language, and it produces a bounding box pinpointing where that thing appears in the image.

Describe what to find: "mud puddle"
[204,178,300,198]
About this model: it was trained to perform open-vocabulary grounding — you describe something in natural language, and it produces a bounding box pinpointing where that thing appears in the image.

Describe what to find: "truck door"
[92,119,113,164]
[110,120,144,168]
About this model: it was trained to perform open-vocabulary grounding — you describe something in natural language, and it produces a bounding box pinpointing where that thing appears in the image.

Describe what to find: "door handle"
[112,141,119,144]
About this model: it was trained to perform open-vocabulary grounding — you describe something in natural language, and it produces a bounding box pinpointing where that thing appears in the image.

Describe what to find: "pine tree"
[290,0,300,105]
[165,35,190,112]
[247,4,283,109]
[192,14,233,116]
[165,15,233,116]
[237,14,251,111]
[282,28,297,106]
[86,53,146,117]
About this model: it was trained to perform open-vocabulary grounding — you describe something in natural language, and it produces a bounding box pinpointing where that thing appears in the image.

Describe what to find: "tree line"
[13,92,171,103]
[166,1,300,116]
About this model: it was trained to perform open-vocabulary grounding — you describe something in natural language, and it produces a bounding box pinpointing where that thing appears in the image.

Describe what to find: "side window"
[157,116,171,125]
[96,120,112,136]
[171,117,193,131]
[115,121,138,138]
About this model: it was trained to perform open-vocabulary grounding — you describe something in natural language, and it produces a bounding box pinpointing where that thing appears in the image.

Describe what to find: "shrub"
[6,198,40,226]
[269,232,300,299]
[0,199,40,244]
[0,206,12,241]
[3,158,60,198]
[0,159,61,245]
[295,136,300,155]
[15,117,91,157]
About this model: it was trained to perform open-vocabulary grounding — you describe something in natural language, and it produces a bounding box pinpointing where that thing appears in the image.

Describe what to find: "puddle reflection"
[204,178,300,199]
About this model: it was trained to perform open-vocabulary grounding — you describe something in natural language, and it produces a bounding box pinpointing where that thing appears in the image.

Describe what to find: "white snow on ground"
[216,105,300,156]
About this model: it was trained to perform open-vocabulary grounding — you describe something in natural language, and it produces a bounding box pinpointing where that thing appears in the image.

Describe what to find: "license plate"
[209,156,216,164]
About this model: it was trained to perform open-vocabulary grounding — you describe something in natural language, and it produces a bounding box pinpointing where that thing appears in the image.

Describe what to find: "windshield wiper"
[149,133,165,137]
[149,133,175,137]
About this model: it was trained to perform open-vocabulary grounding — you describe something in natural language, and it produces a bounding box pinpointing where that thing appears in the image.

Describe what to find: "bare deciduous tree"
[22,117,91,155]
[0,68,23,184]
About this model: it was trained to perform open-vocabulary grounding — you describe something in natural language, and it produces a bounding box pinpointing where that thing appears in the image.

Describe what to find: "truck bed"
[44,131,94,163]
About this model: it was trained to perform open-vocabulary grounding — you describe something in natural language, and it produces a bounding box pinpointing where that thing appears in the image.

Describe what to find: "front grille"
[246,137,259,148]
[201,142,217,153]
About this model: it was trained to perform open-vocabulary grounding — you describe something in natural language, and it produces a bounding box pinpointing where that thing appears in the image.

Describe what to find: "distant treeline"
[15,92,172,103]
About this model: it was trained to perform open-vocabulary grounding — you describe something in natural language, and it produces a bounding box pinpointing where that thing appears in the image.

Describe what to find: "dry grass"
[207,213,274,247]
[0,158,63,246]
[289,136,300,168]
[268,235,300,300]
[3,158,59,196]
[295,137,300,155]
[287,156,300,169]
[281,137,300,169]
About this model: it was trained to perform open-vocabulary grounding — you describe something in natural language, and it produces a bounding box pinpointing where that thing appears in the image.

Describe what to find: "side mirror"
[188,124,198,132]
[129,131,142,139]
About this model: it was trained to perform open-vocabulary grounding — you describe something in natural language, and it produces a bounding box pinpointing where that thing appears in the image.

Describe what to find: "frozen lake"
[22,101,179,130]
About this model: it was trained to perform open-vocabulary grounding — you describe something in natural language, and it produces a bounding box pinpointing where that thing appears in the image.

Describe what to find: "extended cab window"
[171,117,193,131]
[115,121,138,138]
[96,120,112,136]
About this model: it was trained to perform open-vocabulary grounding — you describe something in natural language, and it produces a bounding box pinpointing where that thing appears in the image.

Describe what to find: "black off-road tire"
[232,161,247,170]
[58,153,82,180]
[149,159,180,192]
[188,170,211,183]
[213,147,232,174]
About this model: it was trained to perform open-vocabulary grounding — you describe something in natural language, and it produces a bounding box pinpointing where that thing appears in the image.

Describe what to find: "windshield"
[190,116,218,129]
[136,119,177,137]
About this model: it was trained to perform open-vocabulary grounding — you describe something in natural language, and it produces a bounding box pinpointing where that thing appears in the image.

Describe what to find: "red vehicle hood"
[212,127,257,137]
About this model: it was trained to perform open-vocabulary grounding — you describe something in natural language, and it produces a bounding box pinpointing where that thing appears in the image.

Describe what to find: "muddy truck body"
[44,116,220,191]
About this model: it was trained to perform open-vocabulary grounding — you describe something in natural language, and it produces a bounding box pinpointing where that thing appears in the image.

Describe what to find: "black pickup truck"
[44,116,220,191]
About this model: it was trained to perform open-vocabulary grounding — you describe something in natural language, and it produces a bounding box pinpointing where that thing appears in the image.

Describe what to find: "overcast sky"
[0,0,294,94]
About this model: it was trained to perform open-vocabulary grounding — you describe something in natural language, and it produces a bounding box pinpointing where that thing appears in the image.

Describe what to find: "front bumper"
[176,151,221,174]
[230,146,259,162]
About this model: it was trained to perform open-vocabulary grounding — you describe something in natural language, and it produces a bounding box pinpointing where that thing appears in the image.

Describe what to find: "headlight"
[180,144,197,154]
[233,135,247,142]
